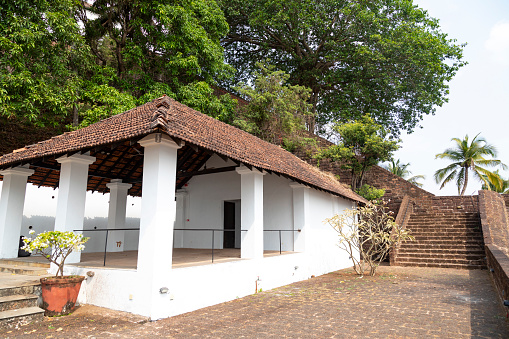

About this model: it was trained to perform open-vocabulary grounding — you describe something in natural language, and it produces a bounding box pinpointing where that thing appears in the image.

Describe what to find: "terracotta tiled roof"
[0,96,365,202]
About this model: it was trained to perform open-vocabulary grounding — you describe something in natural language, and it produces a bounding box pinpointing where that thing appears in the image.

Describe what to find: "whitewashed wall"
[64,178,358,319]
[182,155,241,249]
[182,155,296,251]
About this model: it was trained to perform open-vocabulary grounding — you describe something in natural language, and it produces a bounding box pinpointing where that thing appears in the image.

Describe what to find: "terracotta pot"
[40,276,85,316]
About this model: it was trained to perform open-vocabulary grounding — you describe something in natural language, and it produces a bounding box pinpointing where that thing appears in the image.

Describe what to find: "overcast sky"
[391,0,509,196]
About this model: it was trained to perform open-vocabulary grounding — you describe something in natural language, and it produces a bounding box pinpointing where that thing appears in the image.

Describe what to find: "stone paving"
[3,265,509,338]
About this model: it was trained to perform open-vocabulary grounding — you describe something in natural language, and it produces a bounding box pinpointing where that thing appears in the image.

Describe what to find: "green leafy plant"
[314,115,399,191]
[326,201,413,276]
[22,230,88,277]
[233,62,314,147]
[355,184,385,201]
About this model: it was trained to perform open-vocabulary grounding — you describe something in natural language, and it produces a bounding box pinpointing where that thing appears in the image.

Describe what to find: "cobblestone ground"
[4,266,509,338]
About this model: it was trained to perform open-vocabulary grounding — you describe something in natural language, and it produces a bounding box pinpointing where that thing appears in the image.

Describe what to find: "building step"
[395,248,484,255]
[407,228,482,237]
[410,234,483,240]
[0,265,49,276]
[394,256,485,266]
[0,284,41,298]
[0,294,38,312]
[395,251,484,259]
[394,261,485,270]
[398,243,483,250]
[406,221,481,226]
[0,306,45,329]
[0,259,50,269]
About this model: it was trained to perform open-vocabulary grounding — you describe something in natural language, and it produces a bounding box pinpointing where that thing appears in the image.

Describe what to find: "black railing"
[173,228,247,263]
[263,229,301,254]
[75,227,301,266]
[75,228,140,266]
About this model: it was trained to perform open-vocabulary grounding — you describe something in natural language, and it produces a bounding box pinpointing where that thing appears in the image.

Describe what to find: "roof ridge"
[150,97,171,130]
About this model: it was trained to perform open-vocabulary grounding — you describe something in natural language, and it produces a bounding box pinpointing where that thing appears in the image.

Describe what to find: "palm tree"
[481,170,509,193]
[434,134,507,195]
[384,159,426,187]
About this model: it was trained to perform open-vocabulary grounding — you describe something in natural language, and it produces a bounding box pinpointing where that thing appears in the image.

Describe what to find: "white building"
[0,96,365,320]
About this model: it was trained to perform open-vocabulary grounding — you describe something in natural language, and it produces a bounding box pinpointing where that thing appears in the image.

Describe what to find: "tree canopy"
[233,62,314,150]
[220,0,466,136]
[315,115,399,191]
[434,134,507,195]
[0,0,236,128]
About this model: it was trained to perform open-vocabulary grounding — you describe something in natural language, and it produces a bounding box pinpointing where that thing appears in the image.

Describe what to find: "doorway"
[223,200,241,249]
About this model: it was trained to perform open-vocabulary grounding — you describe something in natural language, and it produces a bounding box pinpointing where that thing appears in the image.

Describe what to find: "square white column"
[290,183,310,253]
[55,154,96,263]
[137,133,181,320]
[236,165,265,259]
[0,166,34,258]
[106,179,132,252]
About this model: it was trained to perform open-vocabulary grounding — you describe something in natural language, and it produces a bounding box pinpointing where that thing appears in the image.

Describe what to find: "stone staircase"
[0,259,49,328]
[394,201,486,269]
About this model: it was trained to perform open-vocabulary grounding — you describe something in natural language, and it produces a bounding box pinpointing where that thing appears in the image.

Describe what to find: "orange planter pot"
[40,276,85,316]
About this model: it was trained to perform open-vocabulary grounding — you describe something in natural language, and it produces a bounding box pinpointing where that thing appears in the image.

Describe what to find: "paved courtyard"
[4,265,509,338]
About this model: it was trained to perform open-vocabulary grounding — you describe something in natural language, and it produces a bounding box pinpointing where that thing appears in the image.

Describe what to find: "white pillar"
[54,154,96,263]
[236,165,265,259]
[173,189,188,249]
[137,133,181,320]
[290,183,310,253]
[106,179,132,252]
[0,166,34,258]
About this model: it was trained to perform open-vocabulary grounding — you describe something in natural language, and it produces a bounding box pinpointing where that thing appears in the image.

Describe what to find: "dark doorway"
[223,201,236,248]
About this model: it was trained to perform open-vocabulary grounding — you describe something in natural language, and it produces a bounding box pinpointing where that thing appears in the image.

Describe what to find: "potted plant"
[22,230,89,316]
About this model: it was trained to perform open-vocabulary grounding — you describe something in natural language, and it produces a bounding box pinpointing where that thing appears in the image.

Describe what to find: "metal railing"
[76,227,301,266]
[263,229,301,254]
[75,228,140,266]
[173,228,247,263]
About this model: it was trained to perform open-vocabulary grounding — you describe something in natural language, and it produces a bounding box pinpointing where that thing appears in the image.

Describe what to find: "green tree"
[384,159,425,187]
[233,62,314,149]
[434,134,507,195]
[315,115,399,191]
[0,0,236,129]
[0,0,92,127]
[220,0,466,136]
[80,0,236,125]
[481,170,509,194]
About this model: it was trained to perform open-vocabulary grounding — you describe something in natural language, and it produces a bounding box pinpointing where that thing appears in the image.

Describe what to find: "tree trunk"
[72,102,79,127]
[460,166,469,196]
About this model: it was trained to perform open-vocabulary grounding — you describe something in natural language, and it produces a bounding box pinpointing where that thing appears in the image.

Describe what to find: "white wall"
[305,189,356,277]
[64,182,358,319]
[12,183,142,254]
[183,155,241,249]
[182,155,297,252]
[263,174,294,251]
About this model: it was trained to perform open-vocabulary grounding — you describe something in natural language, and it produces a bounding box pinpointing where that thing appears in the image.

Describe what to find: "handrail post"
[103,229,109,267]
[279,230,282,254]
[211,230,215,263]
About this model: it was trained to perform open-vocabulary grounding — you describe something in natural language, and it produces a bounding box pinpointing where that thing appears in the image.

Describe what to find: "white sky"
[391,0,509,196]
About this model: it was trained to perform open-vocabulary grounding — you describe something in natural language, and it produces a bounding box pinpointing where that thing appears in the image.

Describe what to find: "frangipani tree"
[23,230,88,277]
[326,201,413,276]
